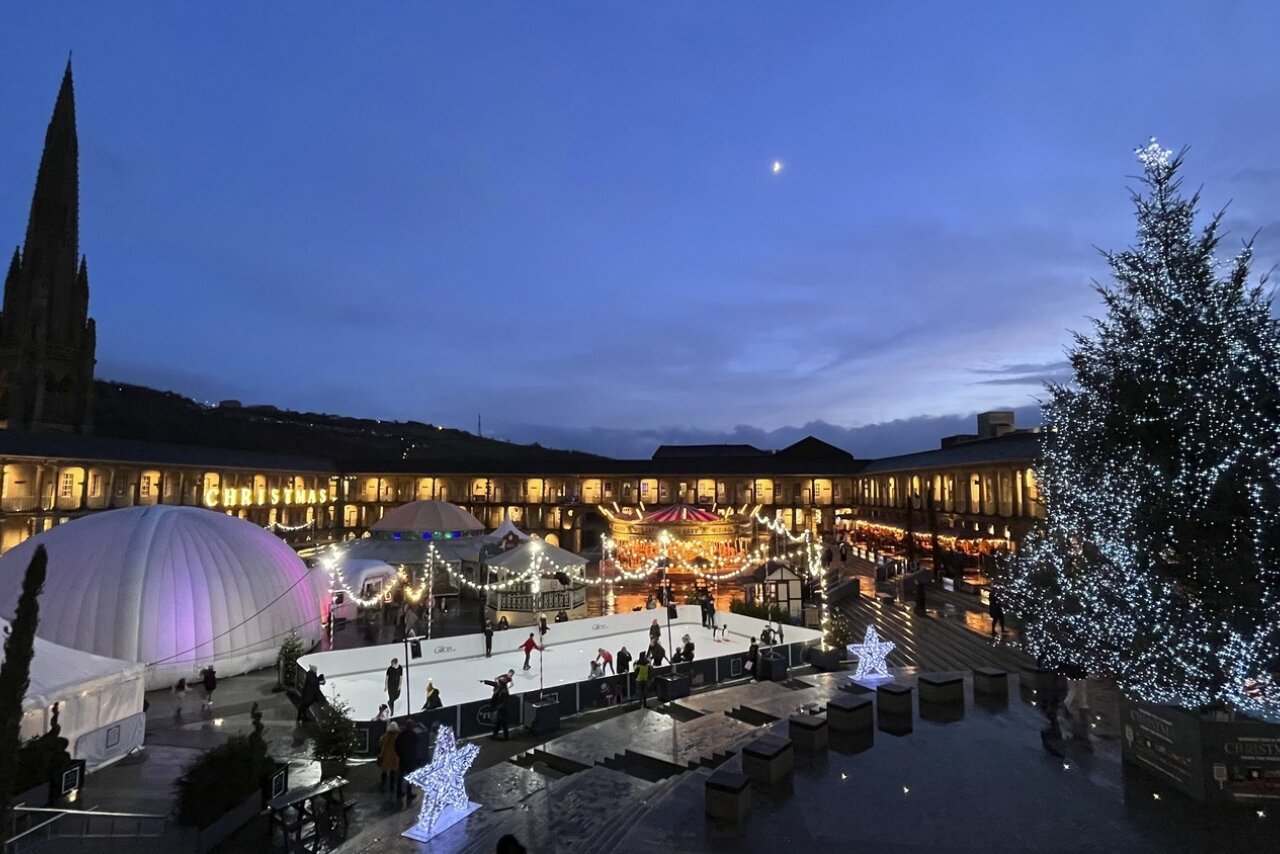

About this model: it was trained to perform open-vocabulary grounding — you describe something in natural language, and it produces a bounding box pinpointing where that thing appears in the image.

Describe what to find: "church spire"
[22,59,79,284]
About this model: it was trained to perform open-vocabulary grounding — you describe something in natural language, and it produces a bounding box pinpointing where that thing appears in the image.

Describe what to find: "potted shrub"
[175,704,278,850]
[810,613,853,672]
[311,696,357,779]
[277,631,307,691]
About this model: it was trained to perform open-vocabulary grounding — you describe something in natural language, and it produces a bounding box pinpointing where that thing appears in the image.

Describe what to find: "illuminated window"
[59,473,75,499]
[140,476,152,498]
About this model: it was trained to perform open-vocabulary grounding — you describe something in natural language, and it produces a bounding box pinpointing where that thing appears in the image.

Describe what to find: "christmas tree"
[1001,141,1280,715]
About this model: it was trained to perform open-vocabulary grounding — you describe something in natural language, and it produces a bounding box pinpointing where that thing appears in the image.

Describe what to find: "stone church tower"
[0,61,96,433]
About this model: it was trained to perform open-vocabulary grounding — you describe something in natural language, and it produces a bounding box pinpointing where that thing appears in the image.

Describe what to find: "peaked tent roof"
[2,616,143,713]
[485,514,531,543]
[371,500,484,534]
[485,538,586,571]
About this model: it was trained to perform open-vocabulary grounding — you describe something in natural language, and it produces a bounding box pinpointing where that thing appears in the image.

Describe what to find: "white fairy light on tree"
[1000,139,1280,715]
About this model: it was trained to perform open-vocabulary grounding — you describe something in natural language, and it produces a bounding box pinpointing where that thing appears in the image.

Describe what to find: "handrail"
[14,806,168,819]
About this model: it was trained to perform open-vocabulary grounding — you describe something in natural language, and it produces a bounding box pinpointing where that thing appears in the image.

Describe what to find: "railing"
[491,588,588,613]
[4,806,169,853]
[0,497,39,512]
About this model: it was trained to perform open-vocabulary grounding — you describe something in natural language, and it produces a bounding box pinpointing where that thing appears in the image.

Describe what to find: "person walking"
[172,678,189,717]
[394,719,423,800]
[484,619,494,657]
[989,594,1005,636]
[297,665,323,723]
[839,541,849,563]
[595,647,614,675]
[385,657,404,715]
[200,666,218,708]
[519,633,543,671]
[634,653,653,708]
[377,721,400,793]
[616,645,632,674]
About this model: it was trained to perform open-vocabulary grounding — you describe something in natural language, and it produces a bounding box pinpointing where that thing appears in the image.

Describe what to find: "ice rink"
[301,605,822,719]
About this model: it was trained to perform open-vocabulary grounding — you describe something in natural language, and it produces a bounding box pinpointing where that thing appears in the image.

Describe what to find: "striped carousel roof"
[642,504,722,523]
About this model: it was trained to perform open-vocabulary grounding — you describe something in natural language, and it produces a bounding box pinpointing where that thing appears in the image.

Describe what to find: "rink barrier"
[346,639,811,757]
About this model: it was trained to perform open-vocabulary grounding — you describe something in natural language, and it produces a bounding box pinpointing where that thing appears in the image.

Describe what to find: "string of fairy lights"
[1000,140,1280,716]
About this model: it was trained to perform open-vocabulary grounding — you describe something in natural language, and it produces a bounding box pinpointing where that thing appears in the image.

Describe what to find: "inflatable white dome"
[0,506,326,689]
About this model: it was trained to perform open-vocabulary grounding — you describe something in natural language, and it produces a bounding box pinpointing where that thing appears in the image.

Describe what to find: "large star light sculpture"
[404,725,480,839]
[848,625,895,680]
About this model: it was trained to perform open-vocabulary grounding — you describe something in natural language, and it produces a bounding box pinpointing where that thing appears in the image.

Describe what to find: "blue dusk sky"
[2,2,1278,458]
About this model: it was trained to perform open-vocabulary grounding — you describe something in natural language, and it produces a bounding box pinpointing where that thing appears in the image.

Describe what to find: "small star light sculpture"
[403,725,480,840]
[848,625,895,680]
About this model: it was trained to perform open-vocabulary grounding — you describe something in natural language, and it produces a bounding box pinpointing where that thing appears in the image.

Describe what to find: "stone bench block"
[876,682,913,717]
[742,736,794,785]
[705,769,751,824]
[788,714,828,752]
[826,693,873,734]
[918,673,964,705]
[973,667,1008,698]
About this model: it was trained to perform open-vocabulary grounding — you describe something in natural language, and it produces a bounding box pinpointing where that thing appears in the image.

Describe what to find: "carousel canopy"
[371,500,484,535]
[643,504,721,523]
[485,539,586,572]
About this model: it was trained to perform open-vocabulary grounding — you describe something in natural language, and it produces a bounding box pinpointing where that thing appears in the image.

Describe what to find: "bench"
[825,693,873,734]
[918,673,964,705]
[876,682,913,717]
[742,736,794,785]
[705,768,751,824]
[973,667,1008,698]
[788,714,829,752]
[267,776,354,853]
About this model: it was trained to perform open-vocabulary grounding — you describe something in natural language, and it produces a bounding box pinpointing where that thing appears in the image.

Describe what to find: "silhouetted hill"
[91,381,606,466]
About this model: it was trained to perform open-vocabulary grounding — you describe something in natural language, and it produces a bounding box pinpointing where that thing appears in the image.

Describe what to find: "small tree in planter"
[811,608,856,671]
[277,631,307,690]
[311,696,357,779]
[175,703,272,830]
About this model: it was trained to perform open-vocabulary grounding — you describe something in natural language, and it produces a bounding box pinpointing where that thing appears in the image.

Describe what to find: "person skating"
[490,679,511,740]
[538,613,549,639]
[297,665,324,723]
[634,653,653,708]
[594,647,614,674]
[649,618,661,646]
[616,645,632,674]
[675,634,694,665]
[589,659,604,679]
[373,703,390,722]
[483,619,494,657]
[648,639,666,667]
[422,680,443,710]
[385,657,404,715]
[518,633,543,670]
[989,594,1005,636]
[378,721,400,793]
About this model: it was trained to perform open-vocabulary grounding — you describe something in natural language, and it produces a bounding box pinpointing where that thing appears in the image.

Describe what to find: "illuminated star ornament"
[402,725,480,841]
[848,625,895,680]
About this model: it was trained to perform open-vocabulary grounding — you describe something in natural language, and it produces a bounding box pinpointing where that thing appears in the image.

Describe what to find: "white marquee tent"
[8,617,146,770]
[0,506,327,690]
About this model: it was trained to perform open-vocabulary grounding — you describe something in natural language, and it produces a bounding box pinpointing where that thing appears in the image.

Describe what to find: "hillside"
[91,381,605,466]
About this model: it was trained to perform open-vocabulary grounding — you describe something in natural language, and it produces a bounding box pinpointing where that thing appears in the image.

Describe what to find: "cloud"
[970,360,1072,387]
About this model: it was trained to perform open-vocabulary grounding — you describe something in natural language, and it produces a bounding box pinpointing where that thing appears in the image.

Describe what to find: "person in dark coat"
[393,720,422,799]
[490,679,511,740]
[422,680,443,710]
[297,665,324,723]
[648,640,666,667]
[649,618,662,645]
[989,594,1005,636]
[616,645,632,674]
[200,666,218,708]
[747,638,760,681]
[483,619,494,657]
[915,581,927,615]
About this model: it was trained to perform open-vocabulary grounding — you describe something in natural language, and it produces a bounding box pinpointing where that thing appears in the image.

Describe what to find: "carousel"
[599,503,754,576]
